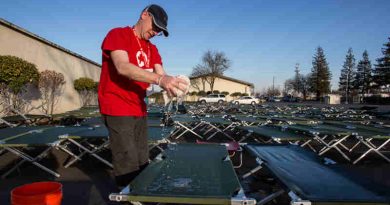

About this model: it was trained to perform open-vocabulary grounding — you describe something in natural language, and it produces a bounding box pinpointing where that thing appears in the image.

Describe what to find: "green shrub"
[198,91,206,96]
[0,55,40,113]
[74,77,96,91]
[230,92,242,97]
[74,77,98,106]
[0,55,40,94]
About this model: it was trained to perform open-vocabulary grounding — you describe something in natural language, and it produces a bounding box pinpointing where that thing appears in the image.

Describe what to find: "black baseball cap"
[144,4,169,37]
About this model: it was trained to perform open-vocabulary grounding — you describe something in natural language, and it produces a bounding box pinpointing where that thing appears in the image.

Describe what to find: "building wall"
[324,94,341,105]
[187,76,253,102]
[0,23,101,114]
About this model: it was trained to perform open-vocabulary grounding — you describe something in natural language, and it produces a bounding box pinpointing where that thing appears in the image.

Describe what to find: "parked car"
[268,96,282,102]
[198,94,227,104]
[231,96,260,105]
[282,95,302,102]
[258,97,267,103]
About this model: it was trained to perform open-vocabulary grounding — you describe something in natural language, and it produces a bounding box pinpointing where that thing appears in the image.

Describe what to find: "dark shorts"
[103,115,149,176]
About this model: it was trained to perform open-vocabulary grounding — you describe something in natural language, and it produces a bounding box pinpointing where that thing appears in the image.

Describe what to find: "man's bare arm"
[111,50,160,84]
[111,50,188,96]
[154,64,166,76]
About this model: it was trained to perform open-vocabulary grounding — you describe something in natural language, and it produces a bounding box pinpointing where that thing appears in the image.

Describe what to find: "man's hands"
[159,75,189,97]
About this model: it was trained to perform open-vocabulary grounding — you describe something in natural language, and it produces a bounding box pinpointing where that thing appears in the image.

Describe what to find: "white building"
[187,74,254,102]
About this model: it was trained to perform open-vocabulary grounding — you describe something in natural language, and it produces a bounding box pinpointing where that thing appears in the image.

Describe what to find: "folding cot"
[324,121,390,164]
[147,117,164,126]
[59,125,113,168]
[244,144,390,205]
[196,140,243,168]
[147,107,164,118]
[265,116,315,125]
[202,103,227,114]
[0,126,90,178]
[232,115,268,126]
[79,116,104,127]
[186,104,208,115]
[109,143,255,204]
[170,114,204,140]
[0,98,50,127]
[1,114,51,127]
[57,106,100,118]
[80,116,164,127]
[321,111,374,121]
[283,123,357,161]
[0,117,16,128]
[62,124,175,168]
[236,125,311,144]
[170,114,236,141]
[147,125,174,152]
[199,116,236,141]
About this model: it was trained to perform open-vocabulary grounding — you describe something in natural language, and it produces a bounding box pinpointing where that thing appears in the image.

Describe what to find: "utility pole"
[272,76,275,97]
[294,63,300,96]
[346,70,349,104]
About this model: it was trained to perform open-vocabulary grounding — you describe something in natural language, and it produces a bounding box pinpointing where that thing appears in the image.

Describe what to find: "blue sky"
[2,0,390,92]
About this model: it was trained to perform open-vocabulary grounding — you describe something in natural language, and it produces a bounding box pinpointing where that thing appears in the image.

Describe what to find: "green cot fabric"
[2,114,49,122]
[246,144,390,204]
[172,115,200,123]
[287,124,353,136]
[324,121,390,138]
[67,126,109,139]
[234,116,266,124]
[80,117,104,127]
[66,125,172,141]
[202,117,230,125]
[1,126,88,146]
[147,126,173,142]
[147,111,164,118]
[55,106,100,118]
[241,126,309,141]
[270,116,312,124]
[0,126,51,140]
[127,143,241,203]
[147,117,163,126]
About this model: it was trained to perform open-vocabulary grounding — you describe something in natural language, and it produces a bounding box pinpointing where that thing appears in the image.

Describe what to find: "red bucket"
[11,181,62,205]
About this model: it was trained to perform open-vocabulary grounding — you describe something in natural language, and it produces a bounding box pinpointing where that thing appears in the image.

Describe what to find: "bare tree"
[192,50,231,92]
[39,70,66,115]
[190,66,208,91]
[293,63,302,96]
[300,74,310,100]
[266,86,281,97]
[284,78,295,95]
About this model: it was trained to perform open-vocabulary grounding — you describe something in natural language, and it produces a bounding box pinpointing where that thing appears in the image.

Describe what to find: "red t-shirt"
[98,27,162,116]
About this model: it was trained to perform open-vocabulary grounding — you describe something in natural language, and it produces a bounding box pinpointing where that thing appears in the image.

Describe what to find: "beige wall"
[0,24,101,114]
[187,77,253,102]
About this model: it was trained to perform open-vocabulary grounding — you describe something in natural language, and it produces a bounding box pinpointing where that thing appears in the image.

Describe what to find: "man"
[98,4,188,188]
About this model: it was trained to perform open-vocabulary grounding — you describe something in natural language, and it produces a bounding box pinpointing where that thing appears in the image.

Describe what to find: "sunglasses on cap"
[148,13,163,36]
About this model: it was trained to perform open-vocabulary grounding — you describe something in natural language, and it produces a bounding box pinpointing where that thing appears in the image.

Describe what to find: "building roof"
[0,18,101,67]
[190,74,254,87]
